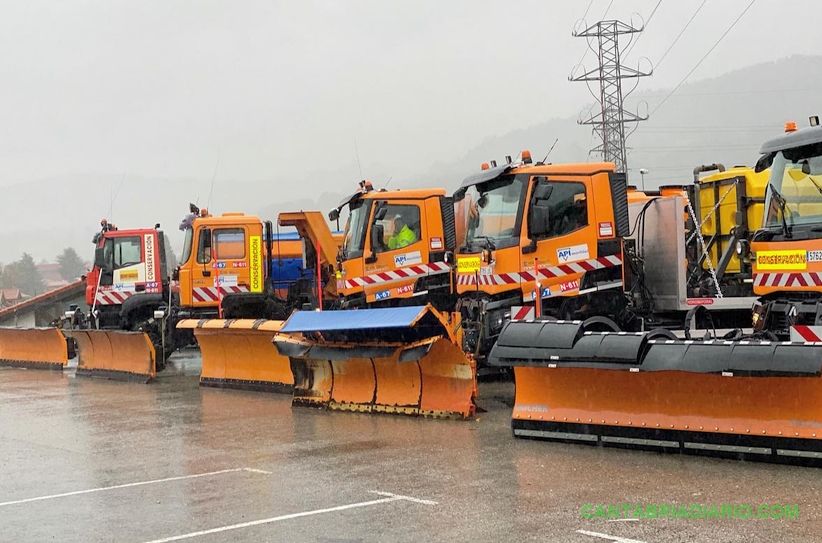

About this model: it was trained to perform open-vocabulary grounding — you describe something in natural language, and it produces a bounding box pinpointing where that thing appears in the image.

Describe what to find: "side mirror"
[533,183,553,202]
[201,228,212,250]
[328,208,340,222]
[366,223,384,263]
[198,228,212,263]
[370,223,384,252]
[375,204,388,221]
[755,153,774,173]
[527,182,554,243]
[528,199,552,239]
[94,247,107,269]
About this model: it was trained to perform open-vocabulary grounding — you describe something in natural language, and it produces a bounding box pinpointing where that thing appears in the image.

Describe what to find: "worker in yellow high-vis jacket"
[388,215,417,249]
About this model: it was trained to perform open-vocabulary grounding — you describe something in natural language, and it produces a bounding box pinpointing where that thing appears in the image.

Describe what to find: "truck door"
[524,177,594,298]
[187,224,261,308]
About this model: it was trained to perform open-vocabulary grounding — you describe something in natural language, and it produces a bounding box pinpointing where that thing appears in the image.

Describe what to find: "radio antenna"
[108,173,126,221]
[542,139,559,163]
[207,150,221,211]
[354,140,363,180]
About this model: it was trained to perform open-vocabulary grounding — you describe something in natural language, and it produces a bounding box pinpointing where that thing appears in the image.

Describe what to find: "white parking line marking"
[0,467,267,507]
[138,490,437,543]
[577,530,651,543]
[370,490,439,505]
[241,468,273,475]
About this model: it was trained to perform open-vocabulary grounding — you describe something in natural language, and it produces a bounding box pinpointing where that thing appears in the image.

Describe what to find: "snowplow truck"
[272,181,475,417]
[452,152,761,364]
[0,220,168,380]
[45,220,167,381]
[487,117,822,463]
[322,180,457,311]
[175,203,343,392]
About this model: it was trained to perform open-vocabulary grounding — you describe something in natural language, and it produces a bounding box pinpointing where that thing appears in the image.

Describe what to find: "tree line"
[1,236,179,297]
[0,248,86,297]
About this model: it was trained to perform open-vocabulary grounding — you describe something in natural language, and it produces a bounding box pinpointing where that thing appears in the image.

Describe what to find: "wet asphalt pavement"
[2,351,822,543]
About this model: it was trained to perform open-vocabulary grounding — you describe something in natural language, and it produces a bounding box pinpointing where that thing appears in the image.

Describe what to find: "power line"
[601,0,614,19]
[623,0,663,59]
[638,127,774,133]
[632,148,758,154]
[640,124,775,129]
[633,144,757,150]
[650,0,757,116]
[581,0,595,21]
[637,87,816,98]
[654,0,707,69]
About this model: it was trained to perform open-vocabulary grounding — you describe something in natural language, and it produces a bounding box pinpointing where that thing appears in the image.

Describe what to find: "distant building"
[0,280,86,327]
[0,288,26,308]
[35,261,91,292]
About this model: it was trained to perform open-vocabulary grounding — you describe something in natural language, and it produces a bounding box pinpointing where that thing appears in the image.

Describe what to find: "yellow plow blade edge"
[0,327,68,370]
[71,330,155,383]
[275,305,476,419]
[177,319,293,393]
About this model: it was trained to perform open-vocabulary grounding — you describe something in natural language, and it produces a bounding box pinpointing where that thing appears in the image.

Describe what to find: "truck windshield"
[764,142,822,228]
[461,175,528,251]
[180,227,194,265]
[341,200,370,260]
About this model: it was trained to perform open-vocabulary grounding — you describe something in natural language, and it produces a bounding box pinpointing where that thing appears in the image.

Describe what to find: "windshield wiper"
[460,236,496,253]
[804,174,822,196]
[769,183,793,239]
[475,235,496,251]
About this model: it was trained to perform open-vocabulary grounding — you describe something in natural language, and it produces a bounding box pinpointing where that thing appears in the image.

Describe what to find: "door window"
[530,181,588,239]
[373,204,421,253]
[214,228,246,259]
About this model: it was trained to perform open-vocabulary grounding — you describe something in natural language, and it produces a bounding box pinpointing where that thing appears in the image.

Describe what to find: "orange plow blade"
[176,319,293,393]
[489,320,822,463]
[275,305,476,419]
[71,330,155,382]
[0,327,68,370]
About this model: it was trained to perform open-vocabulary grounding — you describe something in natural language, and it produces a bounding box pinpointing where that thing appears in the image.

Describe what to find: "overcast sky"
[0,0,818,189]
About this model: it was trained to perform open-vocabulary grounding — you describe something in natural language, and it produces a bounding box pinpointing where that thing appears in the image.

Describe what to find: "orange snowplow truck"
[452,153,757,362]
[270,181,474,417]
[485,119,822,464]
[174,204,343,392]
[285,180,457,311]
[176,203,343,319]
[453,153,630,359]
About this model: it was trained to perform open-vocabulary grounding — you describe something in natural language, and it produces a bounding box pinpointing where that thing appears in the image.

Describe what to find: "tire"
[582,316,620,332]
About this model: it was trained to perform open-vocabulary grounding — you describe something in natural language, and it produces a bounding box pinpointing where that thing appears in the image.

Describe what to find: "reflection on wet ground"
[1,350,820,543]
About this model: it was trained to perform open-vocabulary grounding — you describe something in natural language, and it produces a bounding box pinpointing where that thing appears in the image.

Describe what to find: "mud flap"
[275,305,476,419]
[0,327,68,370]
[176,319,293,393]
[489,320,822,462]
[71,330,156,383]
